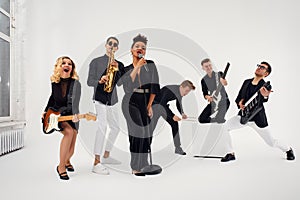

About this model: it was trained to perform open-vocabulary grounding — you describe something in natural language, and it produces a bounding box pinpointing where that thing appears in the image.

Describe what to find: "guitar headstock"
[263,81,272,91]
[85,112,97,121]
[222,62,230,78]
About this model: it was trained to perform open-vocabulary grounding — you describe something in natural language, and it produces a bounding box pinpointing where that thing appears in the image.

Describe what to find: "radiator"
[0,125,25,156]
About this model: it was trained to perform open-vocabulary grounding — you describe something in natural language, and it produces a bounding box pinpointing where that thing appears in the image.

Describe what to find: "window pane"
[0,37,10,117]
[0,0,10,13]
[0,11,10,36]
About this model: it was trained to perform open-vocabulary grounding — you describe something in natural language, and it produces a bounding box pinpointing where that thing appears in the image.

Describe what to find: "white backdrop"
[24,0,300,149]
[13,0,300,199]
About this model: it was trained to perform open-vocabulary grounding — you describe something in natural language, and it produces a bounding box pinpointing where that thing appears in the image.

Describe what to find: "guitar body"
[42,108,97,134]
[240,106,263,125]
[210,91,222,118]
[240,81,272,124]
[43,108,61,134]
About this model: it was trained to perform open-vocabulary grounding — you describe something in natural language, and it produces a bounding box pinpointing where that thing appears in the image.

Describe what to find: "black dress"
[44,78,81,130]
[121,60,160,171]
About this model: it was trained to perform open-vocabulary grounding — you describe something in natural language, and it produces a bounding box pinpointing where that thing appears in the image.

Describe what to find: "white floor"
[0,123,299,200]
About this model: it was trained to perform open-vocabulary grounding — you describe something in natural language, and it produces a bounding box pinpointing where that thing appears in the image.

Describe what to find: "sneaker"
[175,147,186,155]
[286,148,295,160]
[221,153,236,162]
[92,163,109,175]
[101,157,121,165]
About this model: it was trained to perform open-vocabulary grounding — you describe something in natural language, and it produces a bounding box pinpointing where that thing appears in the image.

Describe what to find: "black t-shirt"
[247,82,260,100]
[236,78,269,128]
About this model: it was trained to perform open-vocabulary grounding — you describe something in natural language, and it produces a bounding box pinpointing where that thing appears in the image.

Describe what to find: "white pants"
[94,101,120,156]
[222,115,290,153]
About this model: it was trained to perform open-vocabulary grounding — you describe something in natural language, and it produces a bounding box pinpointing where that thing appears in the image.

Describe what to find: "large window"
[0,0,11,117]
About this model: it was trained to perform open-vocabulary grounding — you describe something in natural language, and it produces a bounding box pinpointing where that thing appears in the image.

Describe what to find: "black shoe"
[141,164,162,175]
[132,170,146,176]
[65,164,75,172]
[175,147,186,155]
[221,153,236,162]
[133,172,146,176]
[56,166,69,180]
[286,148,295,160]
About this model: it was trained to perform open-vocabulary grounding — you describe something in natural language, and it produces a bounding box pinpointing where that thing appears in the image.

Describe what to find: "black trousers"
[151,104,181,148]
[198,99,230,123]
[122,93,152,171]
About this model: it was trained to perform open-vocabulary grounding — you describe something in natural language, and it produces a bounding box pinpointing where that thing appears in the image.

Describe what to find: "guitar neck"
[58,114,86,122]
[214,83,223,96]
[222,62,230,79]
[214,63,230,96]
[244,93,259,110]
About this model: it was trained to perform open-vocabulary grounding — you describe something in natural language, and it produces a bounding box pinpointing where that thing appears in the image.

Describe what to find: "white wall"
[24,0,300,142]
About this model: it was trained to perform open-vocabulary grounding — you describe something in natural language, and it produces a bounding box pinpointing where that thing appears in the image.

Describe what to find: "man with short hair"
[151,80,196,155]
[220,61,295,162]
[198,58,230,124]
[87,36,125,174]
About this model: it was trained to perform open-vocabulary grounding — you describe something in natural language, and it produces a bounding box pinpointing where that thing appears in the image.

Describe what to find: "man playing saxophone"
[104,47,119,93]
[87,36,125,175]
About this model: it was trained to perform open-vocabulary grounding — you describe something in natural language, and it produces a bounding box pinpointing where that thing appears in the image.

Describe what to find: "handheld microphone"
[138,53,148,72]
[138,53,143,59]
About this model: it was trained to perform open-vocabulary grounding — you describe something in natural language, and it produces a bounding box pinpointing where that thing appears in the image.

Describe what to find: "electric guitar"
[210,62,230,118]
[42,108,96,134]
[240,81,272,124]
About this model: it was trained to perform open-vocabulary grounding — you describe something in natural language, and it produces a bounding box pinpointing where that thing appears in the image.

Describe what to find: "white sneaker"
[92,163,109,175]
[101,157,121,165]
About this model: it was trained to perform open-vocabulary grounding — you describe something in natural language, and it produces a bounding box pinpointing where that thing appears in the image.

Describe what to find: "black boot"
[286,148,295,160]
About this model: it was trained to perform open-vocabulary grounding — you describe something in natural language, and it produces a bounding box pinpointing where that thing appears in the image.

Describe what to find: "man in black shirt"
[198,58,230,124]
[87,36,125,174]
[220,61,295,162]
[151,80,196,155]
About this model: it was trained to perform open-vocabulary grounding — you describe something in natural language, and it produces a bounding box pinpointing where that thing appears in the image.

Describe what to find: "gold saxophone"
[104,48,119,93]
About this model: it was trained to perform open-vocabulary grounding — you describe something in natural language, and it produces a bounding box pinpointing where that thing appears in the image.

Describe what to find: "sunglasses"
[257,64,267,70]
[108,41,118,47]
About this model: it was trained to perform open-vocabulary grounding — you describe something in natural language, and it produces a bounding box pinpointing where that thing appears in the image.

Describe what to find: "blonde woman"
[43,56,81,180]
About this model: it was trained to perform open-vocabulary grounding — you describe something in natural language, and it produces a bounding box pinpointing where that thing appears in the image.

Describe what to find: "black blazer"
[121,60,160,96]
[87,54,125,106]
[236,78,269,128]
[154,85,183,118]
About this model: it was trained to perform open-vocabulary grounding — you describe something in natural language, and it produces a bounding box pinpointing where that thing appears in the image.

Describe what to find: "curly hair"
[50,56,79,83]
[131,34,148,48]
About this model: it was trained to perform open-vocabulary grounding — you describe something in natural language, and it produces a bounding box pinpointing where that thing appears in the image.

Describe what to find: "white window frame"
[0,0,15,122]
